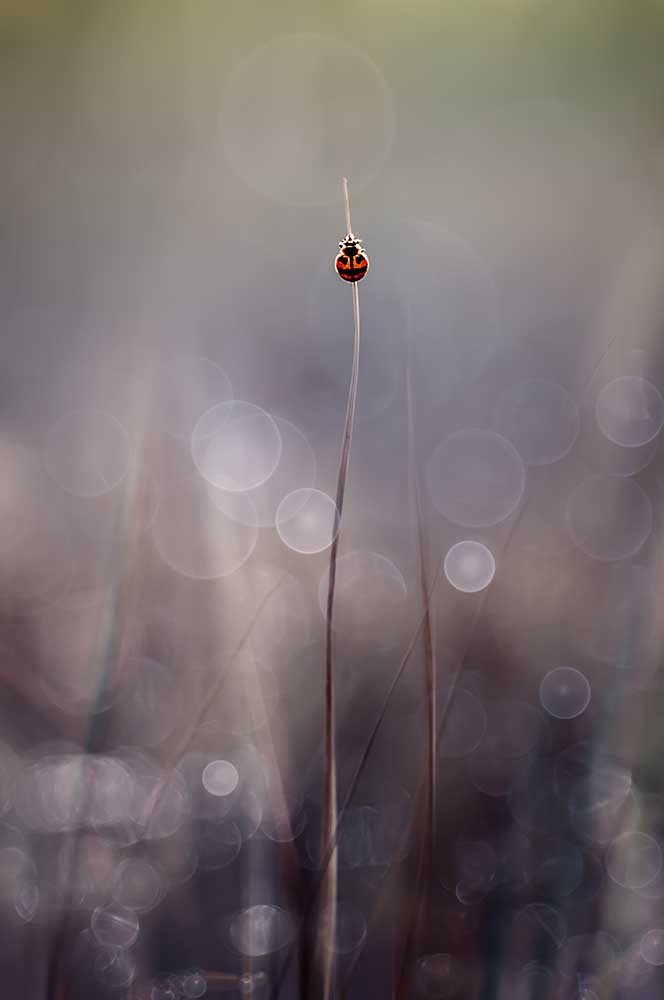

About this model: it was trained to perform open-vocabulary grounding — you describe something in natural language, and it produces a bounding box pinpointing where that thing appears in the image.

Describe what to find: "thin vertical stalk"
[393,357,437,999]
[342,176,352,235]
[391,360,435,998]
[318,179,361,1000]
[406,356,436,868]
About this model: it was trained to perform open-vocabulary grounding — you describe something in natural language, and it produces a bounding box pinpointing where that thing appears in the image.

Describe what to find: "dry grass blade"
[317,178,362,1000]
[394,357,437,999]
[342,176,352,234]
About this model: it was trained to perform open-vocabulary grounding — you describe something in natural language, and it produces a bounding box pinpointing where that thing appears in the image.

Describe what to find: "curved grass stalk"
[318,177,361,1000]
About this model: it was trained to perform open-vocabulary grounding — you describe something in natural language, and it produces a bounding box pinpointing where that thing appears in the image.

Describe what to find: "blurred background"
[3,0,664,997]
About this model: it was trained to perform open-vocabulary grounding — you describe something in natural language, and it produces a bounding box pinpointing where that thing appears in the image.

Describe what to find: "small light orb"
[112,858,163,913]
[276,488,338,554]
[238,974,254,996]
[595,376,664,448]
[427,429,526,527]
[94,945,136,989]
[181,970,207,998]
[239,972,268,996]
[539,667,591,719]
[640,928,664,966]
[444,540,495,593]
[44,408,131,498]
[606,832,662,889]
[151,984,177,1000]
[191,400,282,493]
[229,904,293,957]
[567,475,652,561]
[91,902,139,948]
[202,760,239,798]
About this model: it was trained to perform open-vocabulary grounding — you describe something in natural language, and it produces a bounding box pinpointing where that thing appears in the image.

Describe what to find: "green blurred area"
[3,0,664,108]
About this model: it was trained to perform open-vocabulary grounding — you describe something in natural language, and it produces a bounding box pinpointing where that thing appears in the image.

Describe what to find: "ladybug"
[335,233,369,283]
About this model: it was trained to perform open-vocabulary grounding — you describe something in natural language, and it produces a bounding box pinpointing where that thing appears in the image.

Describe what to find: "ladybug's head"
[339,233,362,255]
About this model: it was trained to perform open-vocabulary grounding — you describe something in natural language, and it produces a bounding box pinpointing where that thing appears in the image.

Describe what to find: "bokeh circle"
[494,379,580,466]
[220,34,395,206]
[444,540,496,593]
[595,376,664,448]
[192,401,282,493]
[539,667,591,719]
[427,429,525,527]
[567,475,652,561]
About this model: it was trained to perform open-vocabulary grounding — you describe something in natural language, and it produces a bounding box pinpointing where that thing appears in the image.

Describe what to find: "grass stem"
[318,180,361,1000]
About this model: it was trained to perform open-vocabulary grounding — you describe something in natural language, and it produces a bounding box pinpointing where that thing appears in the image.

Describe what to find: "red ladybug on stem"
[335,233,369,283]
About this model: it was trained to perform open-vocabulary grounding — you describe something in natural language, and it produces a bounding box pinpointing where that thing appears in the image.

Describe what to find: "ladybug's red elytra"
[335,233,369,283]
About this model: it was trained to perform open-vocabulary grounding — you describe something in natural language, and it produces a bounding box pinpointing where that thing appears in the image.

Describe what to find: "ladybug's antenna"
[342,176,352,235]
